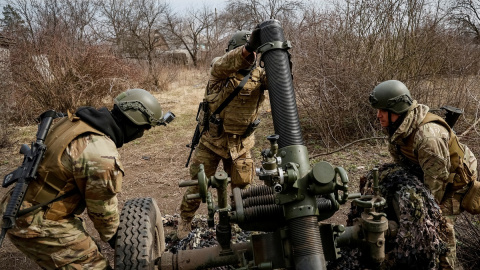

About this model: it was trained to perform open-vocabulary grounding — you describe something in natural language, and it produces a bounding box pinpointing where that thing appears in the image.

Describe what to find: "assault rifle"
[440,105,463,129]
[0,110,62,247]
[185,102,209,167]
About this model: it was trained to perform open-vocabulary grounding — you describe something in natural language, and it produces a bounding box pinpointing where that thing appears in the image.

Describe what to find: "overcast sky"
[168,0,227,13]
[0,0,227,14]
[0,0,227,13]
[0,0,329,18]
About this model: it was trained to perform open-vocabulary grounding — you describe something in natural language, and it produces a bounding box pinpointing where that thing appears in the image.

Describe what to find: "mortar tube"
[258,19,303,148]
[258,19,324,269]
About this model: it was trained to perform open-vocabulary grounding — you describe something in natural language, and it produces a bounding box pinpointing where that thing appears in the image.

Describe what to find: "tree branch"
[309,136,387,158]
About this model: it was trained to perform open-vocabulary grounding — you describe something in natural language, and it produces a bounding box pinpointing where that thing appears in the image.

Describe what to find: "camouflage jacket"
[1,127,123,242]
[388,101,477,204]
[200,46,267,160]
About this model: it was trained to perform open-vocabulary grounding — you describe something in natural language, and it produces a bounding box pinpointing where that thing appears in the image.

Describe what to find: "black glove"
[245,27,261,53]
[107,231,118,249]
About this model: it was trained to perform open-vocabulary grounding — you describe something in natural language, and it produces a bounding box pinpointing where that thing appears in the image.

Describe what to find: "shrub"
[291,1,480,148]
[8,40,139,124]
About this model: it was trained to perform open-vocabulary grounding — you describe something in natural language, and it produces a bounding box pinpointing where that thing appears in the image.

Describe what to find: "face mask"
[123,122,150,143]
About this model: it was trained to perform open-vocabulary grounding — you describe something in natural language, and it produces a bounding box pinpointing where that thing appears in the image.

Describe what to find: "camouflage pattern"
[440,215,457,270]
[387,101,477,205]
[386,101,477,269]
[8,232,110,270]
[201,45,266,160]
[0,132,123,269]
[351,164,452,269]
[181,46,265,222]
[180,143,251,221]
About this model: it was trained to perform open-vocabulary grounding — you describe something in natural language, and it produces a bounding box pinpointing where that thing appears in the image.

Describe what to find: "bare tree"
[291,0,480,147]
[221,1,252,30]
[2,0,136,123]
[224,0,304,26]
[96,0,129,49]
[62,0,97,45]
[204,7,231,61]
[449,0,480,42]
[163,5,214,67]
[97,0,169,74]
[6,0,98,47]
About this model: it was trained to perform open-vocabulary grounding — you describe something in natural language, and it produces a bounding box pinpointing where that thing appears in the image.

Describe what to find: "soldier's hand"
[245,27,261,53]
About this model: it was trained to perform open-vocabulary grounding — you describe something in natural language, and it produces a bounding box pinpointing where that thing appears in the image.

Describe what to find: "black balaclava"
[75,105,148,148]
[110,105,149,144]
[75,106,124,147]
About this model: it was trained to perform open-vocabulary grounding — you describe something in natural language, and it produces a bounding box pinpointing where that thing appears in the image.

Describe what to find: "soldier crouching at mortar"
[0,89,173,269]
[369,80,478,269]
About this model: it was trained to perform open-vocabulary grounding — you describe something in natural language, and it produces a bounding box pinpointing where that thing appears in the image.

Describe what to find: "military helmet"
[369,80,413,114]
[226,30,251,52]
[114,88,163,126]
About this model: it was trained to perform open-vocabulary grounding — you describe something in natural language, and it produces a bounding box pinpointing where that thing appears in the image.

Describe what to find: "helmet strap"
[387,111,406,136]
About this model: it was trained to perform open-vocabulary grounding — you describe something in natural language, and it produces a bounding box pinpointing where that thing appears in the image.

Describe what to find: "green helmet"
[369,80,413,114]
[226,30,251,52]
[114,88,163,126]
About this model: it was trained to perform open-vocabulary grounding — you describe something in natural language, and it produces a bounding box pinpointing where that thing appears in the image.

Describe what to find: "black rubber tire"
[114,197,165,270]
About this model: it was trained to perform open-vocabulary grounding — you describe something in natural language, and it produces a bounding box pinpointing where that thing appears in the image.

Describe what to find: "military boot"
[176,217,192,240]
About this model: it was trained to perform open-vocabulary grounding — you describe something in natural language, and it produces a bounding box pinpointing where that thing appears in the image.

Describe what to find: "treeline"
[0,0,479,148]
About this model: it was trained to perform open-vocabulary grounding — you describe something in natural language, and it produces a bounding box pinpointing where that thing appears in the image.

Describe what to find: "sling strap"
[209,65,255,123]
[16,189,77,217]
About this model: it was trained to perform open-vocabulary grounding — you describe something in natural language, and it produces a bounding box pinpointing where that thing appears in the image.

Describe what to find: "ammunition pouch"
[449,165,474,191]
[231,158,254,188]
[461,180,480,214]
[208,115,223,138]
[241,119,260,138]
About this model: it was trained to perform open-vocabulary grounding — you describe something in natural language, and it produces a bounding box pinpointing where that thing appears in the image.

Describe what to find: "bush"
[8,40,139,124]
[456,212,480,270]
[290,1,480,148]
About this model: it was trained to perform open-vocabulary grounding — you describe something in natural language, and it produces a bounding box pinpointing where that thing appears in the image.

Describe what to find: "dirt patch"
[0,68,392,269]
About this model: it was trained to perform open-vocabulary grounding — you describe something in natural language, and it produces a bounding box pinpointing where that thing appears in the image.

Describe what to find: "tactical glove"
[107,231,118,249]
[245,27,261,53]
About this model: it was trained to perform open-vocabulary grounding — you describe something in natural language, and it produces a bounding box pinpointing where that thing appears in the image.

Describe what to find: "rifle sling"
[16,190,76,217]
[209,66,254,121]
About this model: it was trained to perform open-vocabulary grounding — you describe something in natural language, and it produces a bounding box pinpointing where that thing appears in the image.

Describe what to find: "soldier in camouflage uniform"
[177,29,266,239]
[369,80,478,269]
[0,89,168,270]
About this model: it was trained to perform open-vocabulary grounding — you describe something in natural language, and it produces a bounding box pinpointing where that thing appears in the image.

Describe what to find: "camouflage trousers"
[8,230,111,270]
[180,143,252,222]
[438,215,458,270]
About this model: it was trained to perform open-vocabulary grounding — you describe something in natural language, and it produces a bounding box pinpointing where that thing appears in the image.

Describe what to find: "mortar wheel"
[114,197,165,270]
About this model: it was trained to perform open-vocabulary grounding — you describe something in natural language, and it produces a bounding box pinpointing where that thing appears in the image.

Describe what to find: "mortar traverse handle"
[180,164,209,203]
[179,180,198,187]
[368,212,387,222]
[267,134,279,143]
[267,134,279,157]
